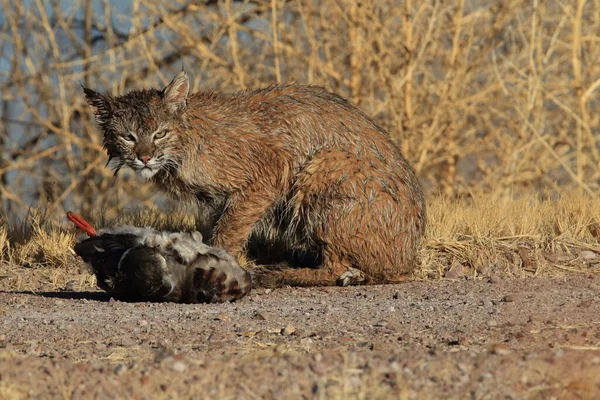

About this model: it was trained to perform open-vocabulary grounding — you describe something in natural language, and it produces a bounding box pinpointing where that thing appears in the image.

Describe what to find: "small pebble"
[580,251,597,260]
[372,342,384,351]
[113,363,127,375]
[214,313,230,321]
[554,349,564,358]
[138,320,148,327]
[491,343,511,355]
[444,265,466,279]
[154,348,175,363]
[476,265,491,276]
[282,323,296,336]
[172,361,187,372]
[503,294,515,303]
[479,372,494,381]
[119,337,136,347]
[252,310,267,320]
[528,315,543,323]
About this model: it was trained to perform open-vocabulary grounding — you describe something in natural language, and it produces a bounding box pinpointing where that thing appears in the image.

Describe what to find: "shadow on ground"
[2,290,112,302]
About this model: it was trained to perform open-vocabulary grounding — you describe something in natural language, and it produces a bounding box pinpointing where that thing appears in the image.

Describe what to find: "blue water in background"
[0,1,248,216]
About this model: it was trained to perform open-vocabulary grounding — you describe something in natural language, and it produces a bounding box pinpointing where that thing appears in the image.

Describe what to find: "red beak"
[67,211,97,237]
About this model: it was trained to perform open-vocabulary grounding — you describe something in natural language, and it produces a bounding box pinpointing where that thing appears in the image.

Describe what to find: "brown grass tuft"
[0,225,8,262]
[1,1,599,291]
[1,191,599,293]
[419,190,600,279]
[5,209,73,269]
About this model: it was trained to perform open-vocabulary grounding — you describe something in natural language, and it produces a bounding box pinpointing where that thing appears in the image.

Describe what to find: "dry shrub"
[1,0,600,287]
[420,190,600,279]
[1,0,599,219]
[6,209,75,269]
[1,190,599,293]
[88,207,199,234]
[427,191,600,241]
[0,225,7,261]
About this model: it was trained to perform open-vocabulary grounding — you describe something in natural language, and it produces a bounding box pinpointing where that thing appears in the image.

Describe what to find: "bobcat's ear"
[83,87,112,124]
[162,71,189,113]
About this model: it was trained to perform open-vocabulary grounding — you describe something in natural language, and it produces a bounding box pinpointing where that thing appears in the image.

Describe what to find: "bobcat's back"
[84,72,426,287]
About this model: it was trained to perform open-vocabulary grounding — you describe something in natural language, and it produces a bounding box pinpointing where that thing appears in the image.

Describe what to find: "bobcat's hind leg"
[252,251,365,288]
[295,148,421,284]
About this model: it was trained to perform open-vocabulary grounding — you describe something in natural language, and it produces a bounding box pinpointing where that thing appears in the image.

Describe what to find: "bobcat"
[83,71,426,287]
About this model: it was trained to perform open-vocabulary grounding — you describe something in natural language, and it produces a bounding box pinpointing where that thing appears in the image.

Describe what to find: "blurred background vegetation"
[1,0,599,221]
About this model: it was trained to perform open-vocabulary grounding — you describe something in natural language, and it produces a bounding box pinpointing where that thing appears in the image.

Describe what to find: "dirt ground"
[1,272,599,400]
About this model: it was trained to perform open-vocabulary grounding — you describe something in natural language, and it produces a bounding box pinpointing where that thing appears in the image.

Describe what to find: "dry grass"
[1,0,600,218]
[0,206,199,292]
[419,189,600,279]
[1,190,599,292]
[1,0,599,291]
[1,208,72,269]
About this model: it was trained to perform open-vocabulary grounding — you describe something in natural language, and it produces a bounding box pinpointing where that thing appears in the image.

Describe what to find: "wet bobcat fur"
[83,71,426,287]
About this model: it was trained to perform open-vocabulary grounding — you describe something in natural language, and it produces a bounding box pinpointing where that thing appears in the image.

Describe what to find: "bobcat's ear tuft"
[162,71,189,113]
[83,87,112,124]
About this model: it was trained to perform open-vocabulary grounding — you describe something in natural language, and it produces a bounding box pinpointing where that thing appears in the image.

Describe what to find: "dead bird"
[67,212,252,303]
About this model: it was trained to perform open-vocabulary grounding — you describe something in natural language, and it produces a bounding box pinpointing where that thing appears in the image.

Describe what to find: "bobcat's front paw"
[336,267,367,286]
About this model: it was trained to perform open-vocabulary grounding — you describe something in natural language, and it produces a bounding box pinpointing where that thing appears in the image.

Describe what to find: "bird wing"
[73,234,137,261]
[73,233,142,290]
[190,254,252,303]
[150,231,252,303]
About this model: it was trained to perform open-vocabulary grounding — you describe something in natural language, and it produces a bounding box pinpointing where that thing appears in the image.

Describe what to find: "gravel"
[0,275,599,398]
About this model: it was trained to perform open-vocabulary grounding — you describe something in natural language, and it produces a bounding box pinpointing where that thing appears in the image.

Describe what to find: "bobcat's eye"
[123,133,136,142]
[154,130,169,140]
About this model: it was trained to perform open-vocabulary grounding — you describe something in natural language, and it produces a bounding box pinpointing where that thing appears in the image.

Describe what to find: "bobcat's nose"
[139,155,152,165]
